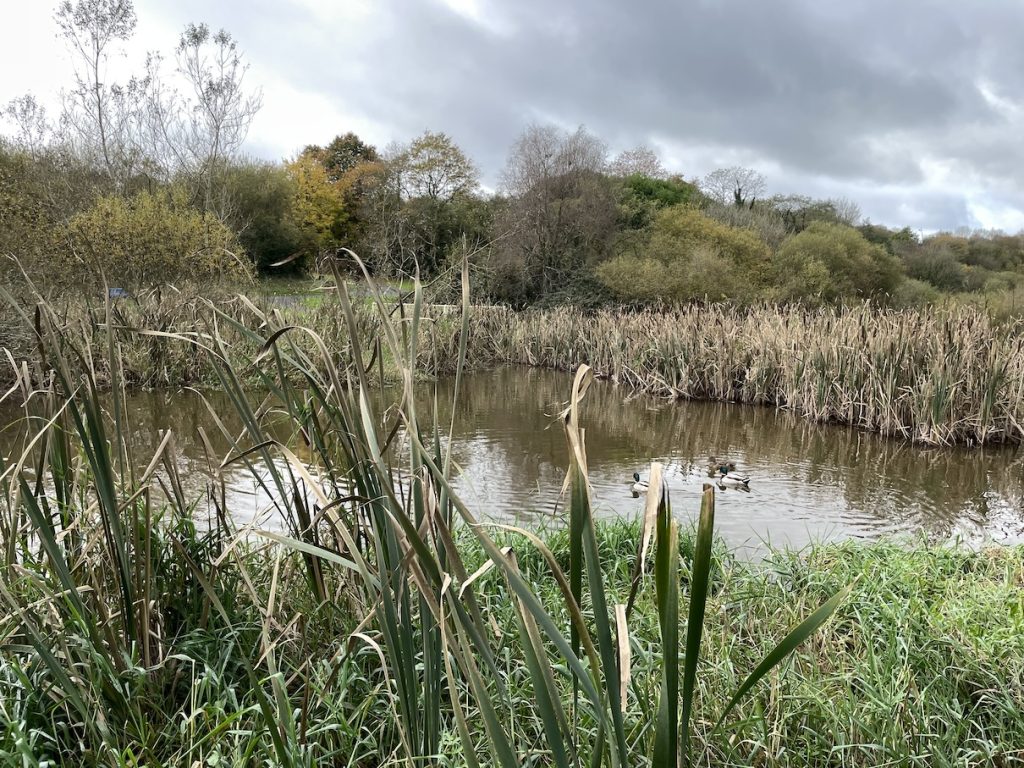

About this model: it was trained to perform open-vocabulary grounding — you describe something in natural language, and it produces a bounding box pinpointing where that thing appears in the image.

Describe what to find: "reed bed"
[5,284,1021,446]
[1,268,1023,766]
[465,304,1024,446]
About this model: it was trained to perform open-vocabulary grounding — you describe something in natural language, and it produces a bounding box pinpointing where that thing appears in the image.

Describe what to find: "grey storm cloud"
[150,0,1024,231]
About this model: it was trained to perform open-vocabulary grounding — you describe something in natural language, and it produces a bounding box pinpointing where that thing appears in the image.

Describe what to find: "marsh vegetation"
[1,273,1023,766]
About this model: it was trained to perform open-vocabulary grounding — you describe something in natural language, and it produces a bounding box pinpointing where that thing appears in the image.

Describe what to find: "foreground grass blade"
[680,485,715,765]
[650,464,679,767]
[563,365,628,766]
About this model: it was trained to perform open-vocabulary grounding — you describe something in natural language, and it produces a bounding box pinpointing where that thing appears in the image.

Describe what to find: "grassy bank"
[1,273,1022,766]
[3,507,1022,766]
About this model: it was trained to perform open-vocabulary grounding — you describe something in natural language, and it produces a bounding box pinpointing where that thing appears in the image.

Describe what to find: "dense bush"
[771,222,904,304]
[0,149,54,266]
[0,145,104,287]
[902,242,968,292]
[598,206,770,303]
[859,222,919,255]
[617,173,701,230]
[891,277,941,307]
[65,189,253,288]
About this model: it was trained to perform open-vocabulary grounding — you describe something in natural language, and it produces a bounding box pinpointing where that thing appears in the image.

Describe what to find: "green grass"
[465,530,1024,766]
[2,515,1021,766]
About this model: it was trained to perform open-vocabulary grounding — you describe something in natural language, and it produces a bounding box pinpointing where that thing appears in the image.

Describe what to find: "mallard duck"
[715,468,750,488]
[631,472,649,494]
[707,457,737,477]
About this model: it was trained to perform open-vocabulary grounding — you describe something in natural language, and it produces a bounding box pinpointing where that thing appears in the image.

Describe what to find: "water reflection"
[2,367,1022,555]
[428,368,1024,554]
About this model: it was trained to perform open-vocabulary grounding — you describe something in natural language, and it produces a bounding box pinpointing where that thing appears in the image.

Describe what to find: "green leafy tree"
[618,174,700,230]
[285,153,348,254]
[772,222,905,304]
[398,130,478,201]
[221,160,309,273]
[355,132,484,277]
[859,222,919,255]
[902,242,967,292]
[303,131,379,182]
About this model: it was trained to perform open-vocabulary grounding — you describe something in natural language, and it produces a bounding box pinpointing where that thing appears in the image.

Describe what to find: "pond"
[2,367,1022,555]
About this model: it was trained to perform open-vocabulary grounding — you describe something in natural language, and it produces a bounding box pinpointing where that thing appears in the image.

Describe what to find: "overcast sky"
[3,0,1023,233]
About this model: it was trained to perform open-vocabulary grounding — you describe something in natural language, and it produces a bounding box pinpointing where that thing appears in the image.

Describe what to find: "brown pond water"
[2,367,1023,555]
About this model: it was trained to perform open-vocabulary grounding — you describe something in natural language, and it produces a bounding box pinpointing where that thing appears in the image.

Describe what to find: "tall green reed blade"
[387,372,612,758]
[563,364,629,766]
[210,290,440,766]
[649,463,679,767]
[16,298,139,653]
[440,579,521,768]
[507,550,577,768]
[405,274,445,759]
[680,485,715,766]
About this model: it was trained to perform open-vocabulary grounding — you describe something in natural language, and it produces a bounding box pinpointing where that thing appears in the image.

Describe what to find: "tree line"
[3,0,1024,313]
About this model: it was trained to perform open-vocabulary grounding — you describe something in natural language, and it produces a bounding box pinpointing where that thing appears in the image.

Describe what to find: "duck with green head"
[707,456,750,487]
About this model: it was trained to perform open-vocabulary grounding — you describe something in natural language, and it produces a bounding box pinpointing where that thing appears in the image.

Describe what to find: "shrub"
[593,254,667,303]
[0,146,88,288]
[902,244,967,292]
[598,206,770,303]
[617,174,700,230]
[65,189,253,288]
[772,222,905,304]
[859,223,919,255]
[892,278,941,307]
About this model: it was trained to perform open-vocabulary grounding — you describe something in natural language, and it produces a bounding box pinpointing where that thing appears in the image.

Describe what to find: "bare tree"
[494,124,615,299]
[501,124,607,196]
[55,0,150,189]
[830,196,862,226]
[701,166,767,207]
[146,24,262,214]
[2,95,52,157]
[609,144,666,179]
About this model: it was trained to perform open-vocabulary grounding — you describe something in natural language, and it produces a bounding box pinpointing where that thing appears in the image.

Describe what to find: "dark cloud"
[143,0,1024,231]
